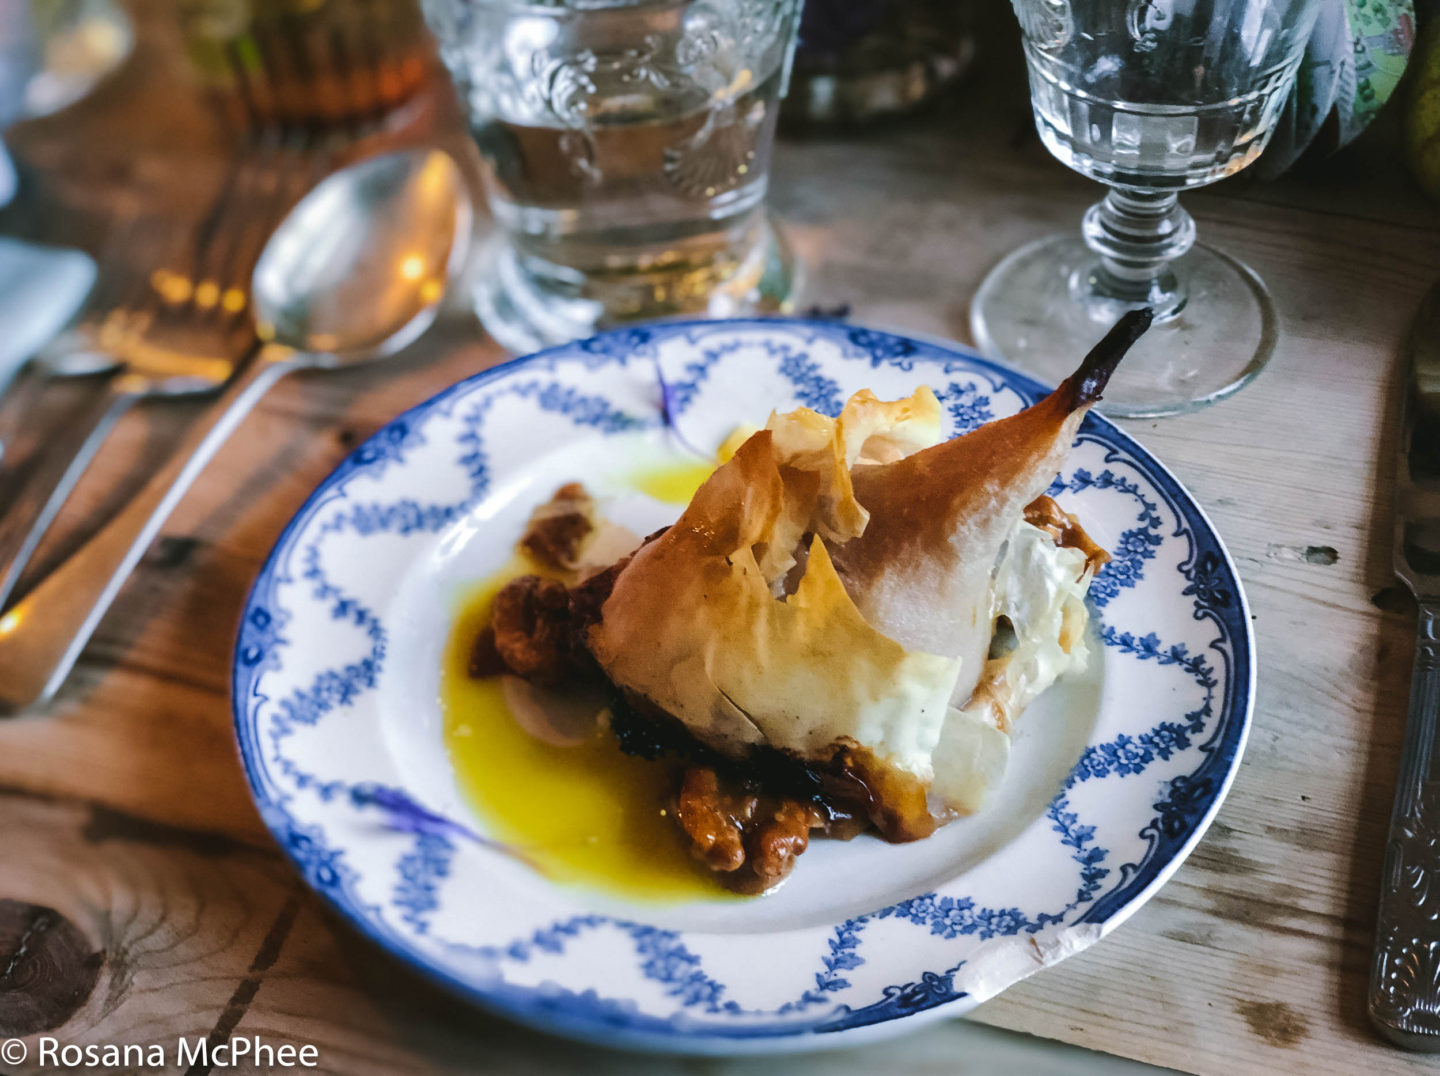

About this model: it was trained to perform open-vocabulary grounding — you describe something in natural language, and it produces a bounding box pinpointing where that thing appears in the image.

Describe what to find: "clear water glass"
[422,0,804,353]
[972,0,1322,417]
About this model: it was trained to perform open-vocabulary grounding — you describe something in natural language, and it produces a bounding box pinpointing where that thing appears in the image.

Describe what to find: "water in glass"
[424,0,802,351]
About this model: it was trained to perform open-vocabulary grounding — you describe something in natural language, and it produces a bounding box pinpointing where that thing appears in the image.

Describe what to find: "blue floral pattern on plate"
[232,319,1253,1053]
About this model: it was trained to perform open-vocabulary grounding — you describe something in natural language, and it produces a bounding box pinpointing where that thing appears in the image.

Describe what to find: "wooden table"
[3,3,1439,1073]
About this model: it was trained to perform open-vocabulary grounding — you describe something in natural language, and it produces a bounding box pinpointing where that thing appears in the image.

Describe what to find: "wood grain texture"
[1,0,1438,1072]
[0,899,105,1037]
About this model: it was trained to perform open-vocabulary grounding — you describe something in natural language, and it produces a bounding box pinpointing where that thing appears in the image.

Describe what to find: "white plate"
[233,318,1253,1053]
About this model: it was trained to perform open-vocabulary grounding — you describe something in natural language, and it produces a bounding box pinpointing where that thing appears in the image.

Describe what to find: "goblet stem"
[1077,188,1196,321]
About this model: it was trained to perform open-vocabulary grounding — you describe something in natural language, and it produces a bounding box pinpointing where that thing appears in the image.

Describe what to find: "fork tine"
[210,139,294,332]
[301,11,341,124]
[153,114,285,334]
[96,203,161,314]
[191,147,272,328]
[371,0,406,113]
[186,147,253,278]
[334,9,381,143]
[253,18,292,130]
[83,203,146,320]
[173,115,328,345]
[343,6,375,121]
[120,217,193,342]
[371,9,398,128]
[275,11,312,128]
[227,33,273,132]
[93,214,169,348]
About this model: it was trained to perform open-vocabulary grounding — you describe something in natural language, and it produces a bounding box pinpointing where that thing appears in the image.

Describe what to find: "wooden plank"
[0,790,299,1071]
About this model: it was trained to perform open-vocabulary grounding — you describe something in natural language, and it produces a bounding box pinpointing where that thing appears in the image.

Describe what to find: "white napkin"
[0,236,96,394]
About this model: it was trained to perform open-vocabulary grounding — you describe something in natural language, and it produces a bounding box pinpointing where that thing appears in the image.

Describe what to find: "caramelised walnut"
[673,767,751,873]
[467,624,508,679]
[748,800,825,892]
[488,575,587,685]
[472,528,667,688]
[519,482,597,570]
[819,745,942,843]
[672,766,830,894]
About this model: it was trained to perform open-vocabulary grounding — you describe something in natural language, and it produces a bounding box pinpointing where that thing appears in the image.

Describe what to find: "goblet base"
[473,214,801,356]
[971,234,1277,419]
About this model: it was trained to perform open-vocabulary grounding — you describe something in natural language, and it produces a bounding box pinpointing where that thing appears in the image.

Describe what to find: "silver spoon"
[0,148,471,712]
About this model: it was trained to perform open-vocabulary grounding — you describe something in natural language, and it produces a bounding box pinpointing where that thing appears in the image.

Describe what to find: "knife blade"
[1371,281,1440,1050]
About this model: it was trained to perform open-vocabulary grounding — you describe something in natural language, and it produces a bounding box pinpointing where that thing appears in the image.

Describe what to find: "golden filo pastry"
[586,311,1152,835]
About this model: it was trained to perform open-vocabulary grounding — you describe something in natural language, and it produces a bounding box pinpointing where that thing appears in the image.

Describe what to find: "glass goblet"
[972,0,1323,417]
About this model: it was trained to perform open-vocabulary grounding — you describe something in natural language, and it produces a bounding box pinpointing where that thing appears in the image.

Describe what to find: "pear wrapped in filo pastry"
[587,311,1152,837]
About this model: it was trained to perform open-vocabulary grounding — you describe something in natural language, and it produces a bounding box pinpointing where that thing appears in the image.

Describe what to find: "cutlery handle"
[1371,600,1440,1050]
[0,377,138,612]
[0,347,299,713]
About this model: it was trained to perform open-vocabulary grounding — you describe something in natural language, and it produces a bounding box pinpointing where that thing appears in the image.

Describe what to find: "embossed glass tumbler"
[422,0,804,353]
[972,0,1322,417]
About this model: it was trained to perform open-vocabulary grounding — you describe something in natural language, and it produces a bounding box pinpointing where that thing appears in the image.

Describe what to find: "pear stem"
[1067,308,1154,408]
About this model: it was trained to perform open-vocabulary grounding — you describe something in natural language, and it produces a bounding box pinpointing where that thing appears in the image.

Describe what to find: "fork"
[0,131,312,611]
[0,1,412,615]
[0,2,418,607]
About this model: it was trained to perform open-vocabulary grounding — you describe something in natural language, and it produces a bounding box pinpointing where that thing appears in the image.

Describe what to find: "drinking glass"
[972,0,1323,417]
[422,0,804,353]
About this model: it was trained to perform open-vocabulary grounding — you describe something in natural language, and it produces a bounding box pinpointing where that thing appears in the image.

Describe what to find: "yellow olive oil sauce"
[628,459,716,506]
[440,459,733,902]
